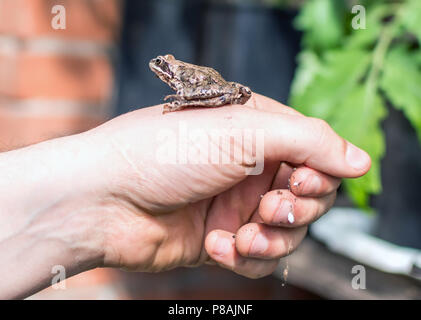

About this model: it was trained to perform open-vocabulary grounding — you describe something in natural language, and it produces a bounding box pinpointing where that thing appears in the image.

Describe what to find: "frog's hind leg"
[179,85,234,101]
[168,94,232,111]
[163,93,238,114]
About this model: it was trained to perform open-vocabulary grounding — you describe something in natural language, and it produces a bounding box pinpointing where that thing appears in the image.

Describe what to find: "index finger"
[230,106,371,178]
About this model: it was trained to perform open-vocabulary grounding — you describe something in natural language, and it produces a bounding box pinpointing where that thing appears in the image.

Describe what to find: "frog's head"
[149,54,176,82]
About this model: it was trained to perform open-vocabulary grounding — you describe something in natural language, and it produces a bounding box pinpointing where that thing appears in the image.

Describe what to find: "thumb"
[236,107,371,178]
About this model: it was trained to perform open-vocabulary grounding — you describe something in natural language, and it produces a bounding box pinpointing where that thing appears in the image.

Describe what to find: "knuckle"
[314,193,337,222]
[309,118,333,153]
[244,272,263,280]
[236,259,278,279]
[313,118,330,130]
[297,199,320,225]
[314,199,325,221]
[242,267,272,279]
[325,191,337,213]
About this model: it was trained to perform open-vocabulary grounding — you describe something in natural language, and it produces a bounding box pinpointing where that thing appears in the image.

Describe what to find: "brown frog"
[149,54,252,113]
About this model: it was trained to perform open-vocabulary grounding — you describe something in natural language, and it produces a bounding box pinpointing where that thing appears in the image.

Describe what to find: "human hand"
[76,93,370,278]
[0,93,371,299]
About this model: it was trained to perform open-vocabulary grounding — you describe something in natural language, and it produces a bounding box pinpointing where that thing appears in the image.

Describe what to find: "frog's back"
[174,60,227,87]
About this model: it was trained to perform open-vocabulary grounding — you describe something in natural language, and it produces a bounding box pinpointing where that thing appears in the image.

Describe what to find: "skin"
[0,93,371,299]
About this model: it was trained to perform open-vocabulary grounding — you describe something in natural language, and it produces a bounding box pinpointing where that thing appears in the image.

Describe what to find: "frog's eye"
[242,87,252,95]
[155,58,163,65]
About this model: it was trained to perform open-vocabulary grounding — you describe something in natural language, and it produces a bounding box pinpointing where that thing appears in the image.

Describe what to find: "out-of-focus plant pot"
[115,0,300,115]
[371,104,421,250]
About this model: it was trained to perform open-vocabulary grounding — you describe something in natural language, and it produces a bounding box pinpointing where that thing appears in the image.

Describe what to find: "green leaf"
[289,50,322,97]
[290,49,371,121]
[414,51,421,65]
[294,0,345,51]
[400,0,421,45]
[329,86,387,208]
[290,48,385,208]
[380,47,421,142]
[290,0,421,209]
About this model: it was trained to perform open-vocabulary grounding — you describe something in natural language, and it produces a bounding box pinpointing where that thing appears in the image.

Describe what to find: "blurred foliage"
[289,0,421,209]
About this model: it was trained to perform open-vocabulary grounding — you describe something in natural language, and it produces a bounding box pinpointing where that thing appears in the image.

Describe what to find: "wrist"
[0,213,105,299]
[0,132,113,298]
[0,132,109,257]
[0,132,103,232]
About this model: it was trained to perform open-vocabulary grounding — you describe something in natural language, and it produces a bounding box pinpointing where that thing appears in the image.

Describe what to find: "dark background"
[115,0,301,114]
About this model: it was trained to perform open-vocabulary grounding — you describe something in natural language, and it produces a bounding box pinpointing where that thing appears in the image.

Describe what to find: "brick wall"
[0,0,122,150]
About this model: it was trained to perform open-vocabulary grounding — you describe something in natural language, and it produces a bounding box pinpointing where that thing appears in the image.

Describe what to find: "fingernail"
[250,233,269,256]
[212,236,231,257]
[273,199,293,224]
[302,175,321,194]
[346,142,370,171]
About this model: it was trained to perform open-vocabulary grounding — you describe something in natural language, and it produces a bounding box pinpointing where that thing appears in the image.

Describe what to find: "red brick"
[0,53,113,101]
[0,111,105,150]
[0,0,122,43]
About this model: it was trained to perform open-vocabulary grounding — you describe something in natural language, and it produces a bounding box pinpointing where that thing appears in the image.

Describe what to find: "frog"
[149,54,252,113]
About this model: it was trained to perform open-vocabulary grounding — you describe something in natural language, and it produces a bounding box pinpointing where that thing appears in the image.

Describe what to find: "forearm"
[0,225,102,299]
[0,134,106,299]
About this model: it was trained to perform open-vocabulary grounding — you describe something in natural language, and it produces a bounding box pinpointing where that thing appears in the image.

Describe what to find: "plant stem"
[366,4,404,96]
